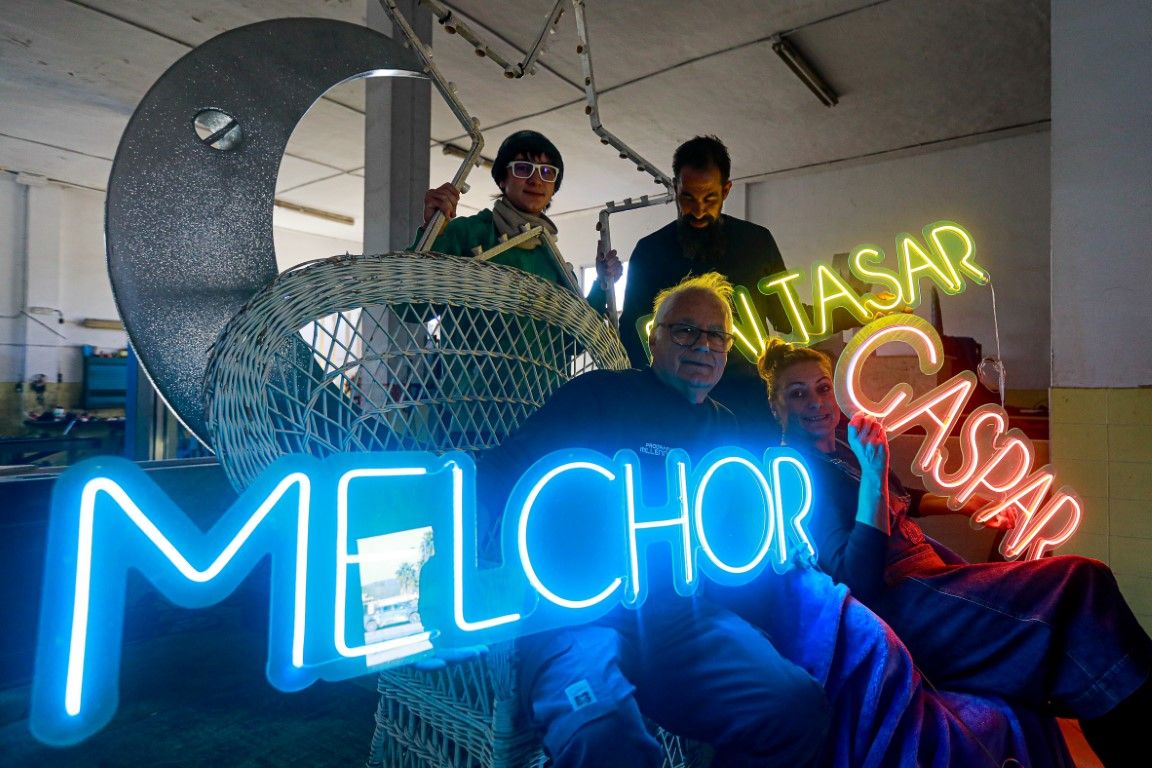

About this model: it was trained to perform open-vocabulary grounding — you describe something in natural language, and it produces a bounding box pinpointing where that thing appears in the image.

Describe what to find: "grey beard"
[676,216,727,263]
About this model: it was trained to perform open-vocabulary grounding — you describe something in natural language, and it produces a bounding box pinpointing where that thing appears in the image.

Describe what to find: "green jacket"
[425,209,571,287]
[410,210,581,428]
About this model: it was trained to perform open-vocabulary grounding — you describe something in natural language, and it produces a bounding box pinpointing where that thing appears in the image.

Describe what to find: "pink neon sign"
[833,314,1082,560]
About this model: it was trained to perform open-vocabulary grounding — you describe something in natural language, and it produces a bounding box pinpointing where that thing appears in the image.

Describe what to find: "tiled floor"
[0,596,1108,767]
[1,607,380,767]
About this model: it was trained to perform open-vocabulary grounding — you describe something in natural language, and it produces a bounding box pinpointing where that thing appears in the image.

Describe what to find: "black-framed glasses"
[658,322,734,351]
[506,160,560,183]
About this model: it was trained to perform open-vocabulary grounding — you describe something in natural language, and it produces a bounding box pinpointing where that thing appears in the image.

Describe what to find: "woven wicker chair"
[202,252,707,767]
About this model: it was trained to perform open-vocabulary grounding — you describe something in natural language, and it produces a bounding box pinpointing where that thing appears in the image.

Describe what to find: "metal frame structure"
[378,0,678,326]
[381,0,581,297]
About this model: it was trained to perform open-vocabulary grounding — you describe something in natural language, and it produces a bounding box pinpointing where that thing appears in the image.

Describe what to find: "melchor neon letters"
[835,314,1082,561]
[31,446,814,746]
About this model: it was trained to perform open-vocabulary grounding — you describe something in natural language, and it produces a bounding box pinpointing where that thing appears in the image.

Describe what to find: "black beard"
[676,215,727,263]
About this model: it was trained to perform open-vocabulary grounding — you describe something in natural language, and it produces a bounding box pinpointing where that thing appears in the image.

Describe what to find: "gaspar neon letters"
[835,314,1082,561]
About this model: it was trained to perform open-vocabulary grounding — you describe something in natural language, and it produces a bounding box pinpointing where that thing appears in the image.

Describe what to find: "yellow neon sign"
[752,220,989,353]
[632,221,988,362]
[850,245,903,314]
[811,263,873,339]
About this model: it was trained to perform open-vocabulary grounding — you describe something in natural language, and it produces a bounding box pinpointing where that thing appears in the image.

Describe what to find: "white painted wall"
[0,175,126,385]
[0,172,364,386]
[557,132,1052,393]
[744,131,1052,390]
[273,227,363,271]
[58,185,129,380]
[1051,0,1152,387]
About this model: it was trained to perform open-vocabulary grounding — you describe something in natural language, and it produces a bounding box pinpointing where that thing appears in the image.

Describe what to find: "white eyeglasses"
[506,160,560,183]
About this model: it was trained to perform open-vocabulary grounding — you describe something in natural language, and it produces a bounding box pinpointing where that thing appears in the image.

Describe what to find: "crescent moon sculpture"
[106,18,426,443]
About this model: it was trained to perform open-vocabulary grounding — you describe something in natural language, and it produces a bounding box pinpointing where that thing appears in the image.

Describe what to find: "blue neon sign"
[31,446,814,746]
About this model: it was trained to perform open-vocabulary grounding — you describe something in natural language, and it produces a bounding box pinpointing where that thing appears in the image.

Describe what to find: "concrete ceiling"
[0,0,1050,245]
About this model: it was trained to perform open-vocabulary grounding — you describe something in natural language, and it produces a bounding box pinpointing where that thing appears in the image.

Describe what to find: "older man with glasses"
[474,271,830,768]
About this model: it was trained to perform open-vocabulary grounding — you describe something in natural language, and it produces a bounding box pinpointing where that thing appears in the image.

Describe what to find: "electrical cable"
[20,310,68,339]
[988,281,1007,408]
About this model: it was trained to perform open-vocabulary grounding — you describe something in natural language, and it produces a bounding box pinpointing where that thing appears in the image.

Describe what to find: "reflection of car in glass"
[364,597,420,632]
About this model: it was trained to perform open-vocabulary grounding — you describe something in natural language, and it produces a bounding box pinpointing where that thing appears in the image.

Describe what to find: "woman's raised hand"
[847,412,890,477]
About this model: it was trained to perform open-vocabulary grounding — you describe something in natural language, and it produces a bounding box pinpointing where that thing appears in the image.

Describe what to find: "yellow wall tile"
[1114,574,1152,616]
[1111,462,1152,501]
[1050,387,1109,424]
[1109,388,1152,425]
[1051,423,1109,462]
[1056,531,1109,561]
[1074,496,1110,535]
[1052,458,1109,498]
[1109,536,1152,578]
[1109,424,1152,463]
[1104,389,1152,620]
[1110,497,1152,539]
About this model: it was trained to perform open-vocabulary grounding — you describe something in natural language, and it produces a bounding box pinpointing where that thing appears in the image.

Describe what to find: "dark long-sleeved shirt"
[478,368,737,508]
[590,215,790,375]
[800,442,945,604]
[475,368,738,590]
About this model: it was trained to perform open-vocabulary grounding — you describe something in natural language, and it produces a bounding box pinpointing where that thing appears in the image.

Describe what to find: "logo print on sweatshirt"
[565,680,597,711]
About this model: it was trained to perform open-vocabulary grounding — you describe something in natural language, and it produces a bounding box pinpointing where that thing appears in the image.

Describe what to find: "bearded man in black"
[589,135,791,442]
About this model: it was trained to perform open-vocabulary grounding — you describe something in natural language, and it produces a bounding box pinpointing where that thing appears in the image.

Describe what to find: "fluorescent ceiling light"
[273,199,355,226]
[771,35,839,108]
[441,142,494,168]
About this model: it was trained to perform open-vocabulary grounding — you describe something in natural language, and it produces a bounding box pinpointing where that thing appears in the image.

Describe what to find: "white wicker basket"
[202,253,705,767]
[203,252,629,489]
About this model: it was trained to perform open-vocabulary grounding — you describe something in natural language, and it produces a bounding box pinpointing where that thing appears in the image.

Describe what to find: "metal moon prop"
[106,18,426,442]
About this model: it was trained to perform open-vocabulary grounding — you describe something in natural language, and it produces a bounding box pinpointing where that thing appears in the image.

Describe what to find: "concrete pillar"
[357,1,435,435]
[1051,0,1151,386]
[365,0,432,253]
[19,176,65,410]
